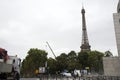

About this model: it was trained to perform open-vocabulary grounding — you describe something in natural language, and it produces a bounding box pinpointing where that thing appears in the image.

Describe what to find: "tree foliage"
[67,51,80,71]
[56,53,68,72]
[78,51,89,69]
[21,49,107,76]
[77,51,104,74]
[104,50,113,57]
[88,51,104,73]
[47,57,57,74]
[21,48,47,77]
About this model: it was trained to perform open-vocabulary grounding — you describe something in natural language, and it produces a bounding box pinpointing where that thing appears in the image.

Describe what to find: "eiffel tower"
[80,7,91,52]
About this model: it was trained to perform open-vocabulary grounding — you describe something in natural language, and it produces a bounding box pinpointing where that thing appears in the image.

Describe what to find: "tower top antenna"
[82,2,84,9]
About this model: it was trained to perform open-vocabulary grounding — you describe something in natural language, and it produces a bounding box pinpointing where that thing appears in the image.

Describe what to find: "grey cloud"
[0,0,119,59]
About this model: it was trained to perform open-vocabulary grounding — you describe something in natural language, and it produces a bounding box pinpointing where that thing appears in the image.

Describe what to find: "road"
[20,78,40,80]
[20,78,84,80]
[20,76,120,80]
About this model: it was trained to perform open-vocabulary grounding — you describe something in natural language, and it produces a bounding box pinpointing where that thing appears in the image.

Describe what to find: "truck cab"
[0,48,21,80]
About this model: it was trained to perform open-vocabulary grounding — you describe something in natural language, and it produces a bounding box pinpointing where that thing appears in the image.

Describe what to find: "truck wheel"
[0,73,7,80]
[14,72,20,80]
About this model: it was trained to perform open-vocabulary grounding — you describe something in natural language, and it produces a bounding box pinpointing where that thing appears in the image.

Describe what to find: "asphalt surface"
[20,78,83,80]
[20,78,40,80]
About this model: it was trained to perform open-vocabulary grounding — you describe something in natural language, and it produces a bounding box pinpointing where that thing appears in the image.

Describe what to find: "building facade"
[103,0,120,76]
[113,13,120,56]
[114,0,120,56]
[103,57,120,76]
[117,0,120,13]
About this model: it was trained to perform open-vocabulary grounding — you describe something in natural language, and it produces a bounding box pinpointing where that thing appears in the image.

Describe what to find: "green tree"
[47,57,57,74]
[88,51,104,74]
[104,50,113,57]
[78,51,89,69]
[78,51,104,74]
[67,51,80,71]
[56,53,68,72]
[21,48,47,77]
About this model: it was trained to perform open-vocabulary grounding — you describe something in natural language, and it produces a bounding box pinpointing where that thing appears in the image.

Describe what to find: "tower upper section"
[80,8,91,52]
[81,8,85,13]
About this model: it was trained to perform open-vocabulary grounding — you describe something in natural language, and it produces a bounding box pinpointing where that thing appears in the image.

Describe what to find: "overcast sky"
[0,0,119,59]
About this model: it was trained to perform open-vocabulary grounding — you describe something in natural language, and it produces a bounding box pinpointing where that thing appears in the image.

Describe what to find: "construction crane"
[46,41,57,59]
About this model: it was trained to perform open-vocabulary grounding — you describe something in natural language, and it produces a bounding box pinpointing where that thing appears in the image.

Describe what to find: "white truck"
[0,48,21,80]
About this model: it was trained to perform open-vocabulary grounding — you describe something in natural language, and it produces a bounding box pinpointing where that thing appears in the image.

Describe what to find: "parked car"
[60,72,72,77]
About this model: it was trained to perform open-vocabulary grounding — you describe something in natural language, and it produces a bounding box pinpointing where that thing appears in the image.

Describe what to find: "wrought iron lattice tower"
[80,7,91,52]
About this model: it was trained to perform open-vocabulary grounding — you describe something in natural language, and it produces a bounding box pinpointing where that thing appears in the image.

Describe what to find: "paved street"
[19,76,120,80]
[20,78,83,80]
[20,78,40,80]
